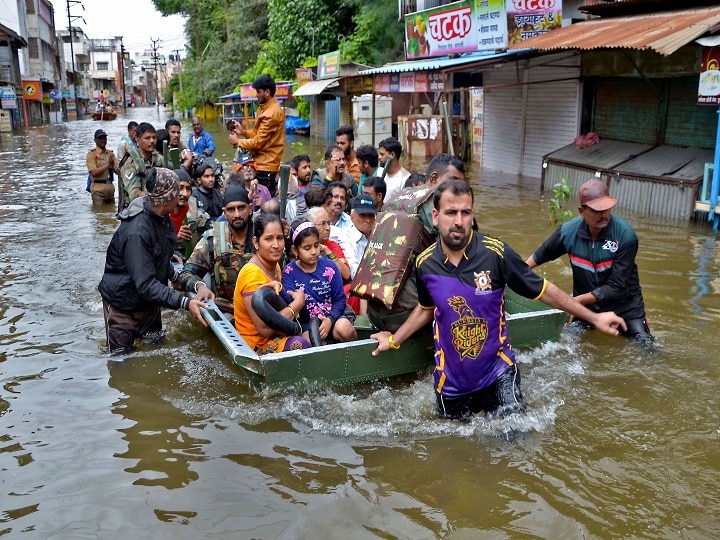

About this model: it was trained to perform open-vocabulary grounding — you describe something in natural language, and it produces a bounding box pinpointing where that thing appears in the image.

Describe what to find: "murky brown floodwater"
[1,107,719,538]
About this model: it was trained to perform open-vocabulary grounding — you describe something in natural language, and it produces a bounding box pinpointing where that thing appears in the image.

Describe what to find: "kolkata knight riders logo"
[474,270,492,294]
[448,295,488,359]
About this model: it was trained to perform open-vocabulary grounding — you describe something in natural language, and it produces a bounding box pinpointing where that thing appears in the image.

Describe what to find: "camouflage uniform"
[181,220,255,313]
[174,195,212,262]
[119,147,165,209]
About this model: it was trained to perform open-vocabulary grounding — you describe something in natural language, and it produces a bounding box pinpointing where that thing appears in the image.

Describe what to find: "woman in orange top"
[233,213,310,354]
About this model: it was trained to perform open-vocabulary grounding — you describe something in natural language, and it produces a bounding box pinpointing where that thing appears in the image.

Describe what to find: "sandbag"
[383,184,436,232]
[350,211,433,309]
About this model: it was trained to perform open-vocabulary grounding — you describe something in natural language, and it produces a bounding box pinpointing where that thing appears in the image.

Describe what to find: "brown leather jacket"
[238,96,286,173]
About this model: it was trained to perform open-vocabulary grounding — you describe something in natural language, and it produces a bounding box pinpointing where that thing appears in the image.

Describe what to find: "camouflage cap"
[147,167,180,206]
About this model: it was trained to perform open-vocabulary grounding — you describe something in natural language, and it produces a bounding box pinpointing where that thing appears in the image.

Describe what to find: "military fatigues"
[86,147,117,205]
[181,220,255,313]
[119,149,165,209]
[174,196,212,262]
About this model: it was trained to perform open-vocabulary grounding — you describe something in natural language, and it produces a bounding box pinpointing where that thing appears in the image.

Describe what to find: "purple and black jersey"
[415,231,547,398]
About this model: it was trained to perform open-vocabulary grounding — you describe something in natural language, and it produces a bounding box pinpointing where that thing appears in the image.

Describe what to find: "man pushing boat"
[372,180,627,420]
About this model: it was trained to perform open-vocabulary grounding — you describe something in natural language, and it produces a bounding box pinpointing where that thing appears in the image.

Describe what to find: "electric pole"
[65,0,85,119]
[172,48,183,94]
[120,39,127,110]
[150,37,160,107]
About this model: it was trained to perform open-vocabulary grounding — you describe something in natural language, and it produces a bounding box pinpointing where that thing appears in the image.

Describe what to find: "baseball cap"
[350,194,377,214]
[94,129,107,138]
[236,152,256,168]
[579,179,617,212]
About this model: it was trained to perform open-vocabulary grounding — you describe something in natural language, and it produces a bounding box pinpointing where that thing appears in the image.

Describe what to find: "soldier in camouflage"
[118,122,165,211]
[181,185,255,313]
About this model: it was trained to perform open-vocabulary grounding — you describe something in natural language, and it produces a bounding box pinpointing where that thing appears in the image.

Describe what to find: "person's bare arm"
[371,305,434,355]
[539,281,626,336]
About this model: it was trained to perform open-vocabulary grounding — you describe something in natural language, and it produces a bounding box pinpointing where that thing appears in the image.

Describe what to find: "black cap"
[94,129,107,138]
[223,185,250,206]
[350,194,377,214]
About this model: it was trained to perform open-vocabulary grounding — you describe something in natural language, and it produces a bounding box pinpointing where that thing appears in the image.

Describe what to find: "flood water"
[1,108,719,538]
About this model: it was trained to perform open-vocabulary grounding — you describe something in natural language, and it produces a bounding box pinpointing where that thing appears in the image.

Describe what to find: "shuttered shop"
[592,77,715,148]
[483,53,581,177]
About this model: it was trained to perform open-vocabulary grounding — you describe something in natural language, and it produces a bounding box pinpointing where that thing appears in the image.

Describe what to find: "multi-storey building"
[21,0,63,125]
[0,2,28,131]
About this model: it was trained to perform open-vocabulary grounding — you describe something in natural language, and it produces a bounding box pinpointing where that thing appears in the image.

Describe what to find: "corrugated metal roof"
[358,50,524,75]
[544,139,654,170]
[510,6,720,56]
[293,77,341,97]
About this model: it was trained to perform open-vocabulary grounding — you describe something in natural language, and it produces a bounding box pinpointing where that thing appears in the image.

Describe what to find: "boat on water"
[200,289,568,391]
[91,110,117,121]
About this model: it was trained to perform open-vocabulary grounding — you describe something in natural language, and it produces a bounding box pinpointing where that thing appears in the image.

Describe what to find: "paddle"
[278,163,290,221]
[380,155,392,182]
[442,100,455,156]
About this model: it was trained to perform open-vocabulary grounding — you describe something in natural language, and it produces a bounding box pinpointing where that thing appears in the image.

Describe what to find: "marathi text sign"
[698,46,720,106]
[296,68,313,87]
[1,86,17,109]
[240,83,291,102]
[373,72,444,93]
[406,0,477,60]
[318,51,341,79]
[507,0,562,46]
[477,0,508,50]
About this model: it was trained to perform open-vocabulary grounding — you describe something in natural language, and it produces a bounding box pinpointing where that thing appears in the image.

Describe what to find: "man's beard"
[229,217,247,232]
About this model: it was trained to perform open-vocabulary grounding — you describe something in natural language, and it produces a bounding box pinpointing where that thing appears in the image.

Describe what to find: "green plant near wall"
[548,179,575,224]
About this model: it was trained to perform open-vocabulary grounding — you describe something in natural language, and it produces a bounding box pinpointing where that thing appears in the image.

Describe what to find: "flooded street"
[1,108,720,538]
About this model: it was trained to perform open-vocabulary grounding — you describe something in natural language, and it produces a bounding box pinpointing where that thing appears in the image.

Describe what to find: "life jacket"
[350,210,433,307]
[117,143,152,213]
[177,196,212,260]
[209,221,253,307]
[352,185,438,332]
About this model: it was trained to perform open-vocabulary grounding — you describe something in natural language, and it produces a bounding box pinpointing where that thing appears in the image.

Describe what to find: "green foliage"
[548,179,575,224]
[152,0,405,107]
[265,0,354,79]
[296,98,310,120]
[345,0,405,66]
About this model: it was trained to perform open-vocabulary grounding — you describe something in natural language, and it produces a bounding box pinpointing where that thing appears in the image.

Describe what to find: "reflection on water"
[0,108,720,537]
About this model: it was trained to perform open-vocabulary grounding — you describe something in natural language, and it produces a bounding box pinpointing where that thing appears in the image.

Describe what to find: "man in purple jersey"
[372,179,626,419]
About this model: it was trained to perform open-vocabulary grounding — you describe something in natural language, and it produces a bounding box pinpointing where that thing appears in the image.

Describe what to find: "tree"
[152,0,406,106]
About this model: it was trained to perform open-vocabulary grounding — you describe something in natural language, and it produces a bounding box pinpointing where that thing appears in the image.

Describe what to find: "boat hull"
[91,112,117,120]
[200,290,568,391]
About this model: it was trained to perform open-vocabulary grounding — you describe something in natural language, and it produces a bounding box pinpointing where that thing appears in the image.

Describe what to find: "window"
[28,38,39,59]
[26,0,35,14]
[97,62,109,70]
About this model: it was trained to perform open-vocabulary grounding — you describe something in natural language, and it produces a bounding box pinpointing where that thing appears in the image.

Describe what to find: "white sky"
[50,0,187,58]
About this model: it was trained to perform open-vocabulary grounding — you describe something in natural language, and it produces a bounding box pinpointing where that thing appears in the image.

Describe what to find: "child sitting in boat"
[282,222,357,344]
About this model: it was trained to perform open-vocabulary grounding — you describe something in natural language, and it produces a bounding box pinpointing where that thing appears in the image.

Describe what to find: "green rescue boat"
[199,290,568,391]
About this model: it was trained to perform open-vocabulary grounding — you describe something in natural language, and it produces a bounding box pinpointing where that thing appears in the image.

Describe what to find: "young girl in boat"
[233,213,310,354]
[282,222,357,344]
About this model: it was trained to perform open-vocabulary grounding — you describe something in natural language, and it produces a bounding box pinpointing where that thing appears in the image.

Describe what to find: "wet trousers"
[103,300,163,354]
[435,364,527,420]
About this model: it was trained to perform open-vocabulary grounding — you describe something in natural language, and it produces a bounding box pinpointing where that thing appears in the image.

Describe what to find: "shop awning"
[293,77,341,97]
[359,50,523,75]
[510,6,720,56]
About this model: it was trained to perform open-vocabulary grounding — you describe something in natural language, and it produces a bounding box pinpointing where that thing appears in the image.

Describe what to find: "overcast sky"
[50,0,187,58]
